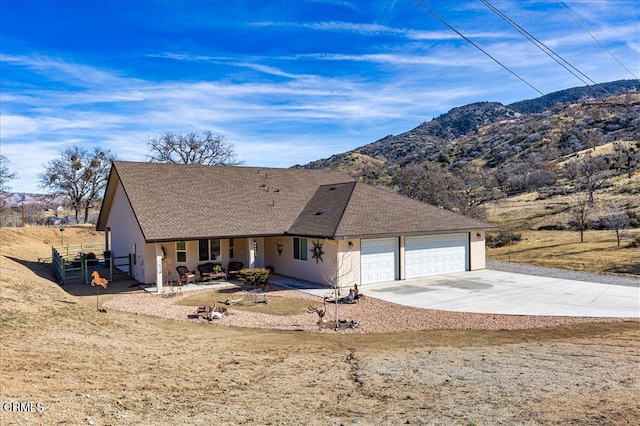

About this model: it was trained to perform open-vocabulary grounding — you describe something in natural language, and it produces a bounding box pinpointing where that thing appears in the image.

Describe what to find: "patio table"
[201,272,227,282]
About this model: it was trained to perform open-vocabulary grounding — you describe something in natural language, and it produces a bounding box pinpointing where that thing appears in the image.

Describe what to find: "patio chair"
[227,261,244,279]
[176,266,196,285]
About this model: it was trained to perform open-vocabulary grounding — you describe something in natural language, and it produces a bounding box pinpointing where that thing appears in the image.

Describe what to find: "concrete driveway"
[277,270,639,318]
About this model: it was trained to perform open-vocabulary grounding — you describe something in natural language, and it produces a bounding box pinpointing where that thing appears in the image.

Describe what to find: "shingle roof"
[334,183,495,238]
[97,161,495,242]
[287,182,356,238]
[98,161,355,242]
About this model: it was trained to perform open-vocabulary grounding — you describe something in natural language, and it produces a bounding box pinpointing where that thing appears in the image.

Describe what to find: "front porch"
[146,236,353,293]
[140,273,332,296]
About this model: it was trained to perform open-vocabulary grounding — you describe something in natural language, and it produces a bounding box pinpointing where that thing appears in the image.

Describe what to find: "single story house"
[96,161,496,292]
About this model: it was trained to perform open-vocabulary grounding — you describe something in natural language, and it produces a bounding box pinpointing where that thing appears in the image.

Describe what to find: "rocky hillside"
[296,80,640,228]
[298,79,640,175]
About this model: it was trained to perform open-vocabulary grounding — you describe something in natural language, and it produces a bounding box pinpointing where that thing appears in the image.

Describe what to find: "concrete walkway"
[275,270,639,318]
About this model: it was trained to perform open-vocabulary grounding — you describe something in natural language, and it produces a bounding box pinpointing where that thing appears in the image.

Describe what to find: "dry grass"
[485,172,640,277]
[2,227,639,425]
[487,229,640,276]
[175,287,314,316]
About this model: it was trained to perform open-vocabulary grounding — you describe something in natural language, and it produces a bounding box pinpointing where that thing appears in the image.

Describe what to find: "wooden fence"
[51,243,132,285]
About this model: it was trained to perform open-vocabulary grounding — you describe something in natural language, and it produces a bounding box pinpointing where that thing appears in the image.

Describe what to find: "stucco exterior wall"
[469,230,486,270]
[336,239,360,290]
[264,236,337,286]
[106,182,147,283]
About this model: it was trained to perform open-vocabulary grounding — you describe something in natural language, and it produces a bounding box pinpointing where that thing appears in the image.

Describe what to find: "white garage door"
[405,234,468,279]
[361,238,398,284]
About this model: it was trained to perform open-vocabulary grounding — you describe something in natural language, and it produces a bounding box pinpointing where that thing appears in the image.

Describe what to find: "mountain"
[507,79,640,114]
[296,79,640,179]
[1,192,66,208]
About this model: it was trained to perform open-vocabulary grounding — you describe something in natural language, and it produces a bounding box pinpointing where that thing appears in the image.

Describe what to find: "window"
[229,238,235,259]
[293,237,308,261]
[176,241,187,263]
[199,239,221,261]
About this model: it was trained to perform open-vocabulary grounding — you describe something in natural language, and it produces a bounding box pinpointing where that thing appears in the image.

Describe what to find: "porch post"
[104,227,110,251]
[155,243,164,294]
[248,239,256,268]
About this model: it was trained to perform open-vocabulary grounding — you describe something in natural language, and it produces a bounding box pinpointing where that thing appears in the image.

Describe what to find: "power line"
[556,0,639,81]
[411,0,545,96]
[481,0,610,96]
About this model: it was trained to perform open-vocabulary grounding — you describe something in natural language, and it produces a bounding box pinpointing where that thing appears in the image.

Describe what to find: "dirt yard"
[1,226,638,425]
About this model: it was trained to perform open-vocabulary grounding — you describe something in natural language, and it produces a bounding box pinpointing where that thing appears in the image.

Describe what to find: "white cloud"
[2,0,638,193]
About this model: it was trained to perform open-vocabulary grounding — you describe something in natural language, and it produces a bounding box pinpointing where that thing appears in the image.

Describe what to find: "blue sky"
[1,0,639,193]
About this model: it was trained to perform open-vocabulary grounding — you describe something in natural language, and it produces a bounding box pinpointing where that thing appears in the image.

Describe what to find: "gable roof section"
[97,161,496,242]
[98,161,355,242]
[287,182,356,238]
[333,183,496,238]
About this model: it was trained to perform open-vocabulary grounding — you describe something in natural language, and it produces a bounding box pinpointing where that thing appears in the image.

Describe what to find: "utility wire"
[556,0,639,81]
[411,0,545,96]
[481,0,610,96]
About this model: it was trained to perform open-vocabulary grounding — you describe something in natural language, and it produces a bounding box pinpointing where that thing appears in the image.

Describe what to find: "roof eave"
[335,226,498,240]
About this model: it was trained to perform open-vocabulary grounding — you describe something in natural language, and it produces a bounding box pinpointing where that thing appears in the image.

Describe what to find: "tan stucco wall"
[469,230,486,270]
[336,239,360,290]
[264,236,339,286]
[106,183,147,283]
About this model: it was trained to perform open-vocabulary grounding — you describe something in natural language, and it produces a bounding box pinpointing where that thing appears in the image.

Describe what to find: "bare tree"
[393,162,501,219]
[608,141,639,179]
[39,146,115,224]
[321,252,357,330]
[601,204,631,247]
[0,155,17,205]
[565,152,611,204]
[453,165,503,219]
[495,154,557,194]
[147,130,239,165]
[569,199,593,243]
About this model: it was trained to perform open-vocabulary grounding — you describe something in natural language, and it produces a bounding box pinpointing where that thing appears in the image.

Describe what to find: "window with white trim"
[176,241,187,263]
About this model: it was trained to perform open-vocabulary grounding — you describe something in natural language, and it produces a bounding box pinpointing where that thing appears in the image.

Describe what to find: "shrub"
[236,268,271,289]
[486,231,522,248]
[537,224,566,231]
[618,185,640,195]
[627,235,640,249]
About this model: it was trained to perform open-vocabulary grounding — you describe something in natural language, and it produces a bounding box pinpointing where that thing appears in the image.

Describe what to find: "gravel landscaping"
[102,259,640,333]
[487,259,640,287]
[103,280,637,333]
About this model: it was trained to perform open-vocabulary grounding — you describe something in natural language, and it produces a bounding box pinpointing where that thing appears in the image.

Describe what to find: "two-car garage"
[360,234,470,284]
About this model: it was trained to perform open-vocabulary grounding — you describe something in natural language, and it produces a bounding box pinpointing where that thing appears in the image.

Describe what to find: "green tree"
[39,146,115,224]
[147,130,239,165]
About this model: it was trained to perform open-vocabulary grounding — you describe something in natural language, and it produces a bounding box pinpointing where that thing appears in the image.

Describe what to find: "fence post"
[109,252,114,281]
[83,258,88,284]
[61,258,66,286]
